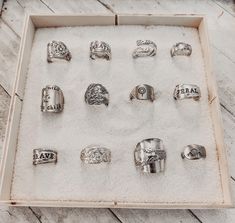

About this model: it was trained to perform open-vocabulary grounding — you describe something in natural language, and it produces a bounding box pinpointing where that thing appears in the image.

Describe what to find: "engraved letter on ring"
[33,149,57,165]
[173,84,201,101]
[130,84,155,102]
[181,144,206,160]
[90,41,111,60]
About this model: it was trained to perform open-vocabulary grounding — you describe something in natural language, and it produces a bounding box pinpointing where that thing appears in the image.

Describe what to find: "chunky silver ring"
[80,146,111,164]
[181,144,206,160]
[173,84,201,101]
[132,40,157,58]
[90,41,111,60]
[41,85,64,113]
[85,83,109,106]
[33,149,57,165]
[134,138,166,173]
[130,84,155,102]
[47,40,71,63]
[171,42,192,57]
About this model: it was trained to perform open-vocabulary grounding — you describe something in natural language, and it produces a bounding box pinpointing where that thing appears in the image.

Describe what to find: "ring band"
[41,85,64,112]
[171,42,192,57]
[80,146,111,164]
[132,40,157,58]
[130,84,155,102]
[47,41,71,63]
[33,149,57,165]
[134,138,166,173]
[181,144,206,160]
[90,41,111,60]
[173,84,201,101]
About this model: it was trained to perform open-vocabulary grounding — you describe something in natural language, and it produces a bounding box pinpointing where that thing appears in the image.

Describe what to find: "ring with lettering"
[173,84,201,101]
[90,41,111,60]
[132,40,157,58]
[41,85,64,113]
[170,42,192,57]
[130,84,155,102]
[134,138,166,173]
[181,144,206,160]
[33,149,57,165]
[47,40,72,63]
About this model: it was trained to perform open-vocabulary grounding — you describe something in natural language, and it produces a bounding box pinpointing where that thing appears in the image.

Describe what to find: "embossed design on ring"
[90,41,111,60]
[132,40,157,58]
[130,84,155,102]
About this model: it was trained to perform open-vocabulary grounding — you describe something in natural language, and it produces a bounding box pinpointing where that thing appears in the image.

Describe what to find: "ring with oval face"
[130,84,155,102]
[90,41,111,60]
[41,85,64,113]
[171,42,192,57]
[132,40,157,58]
[173,84,201,101]
[80,146,111,164]
[33,149,57,165]
[181,144,206,160]
[47,40,72,63]
[134,138,166,173]
[85,83,109,106]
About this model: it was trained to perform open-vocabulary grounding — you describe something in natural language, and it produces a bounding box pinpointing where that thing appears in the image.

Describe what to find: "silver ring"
[41,85,64,113]
[181,144,206,160]
[130,84,155,102]
[33,149,57,165]
[171,42,192,57]
[173,84,201,101]
[132,40,157,58]
[134,138,166,173]
[80,146,111,164]
[85,83,109,106]
[47,41,72,63]
[90,41,111,60]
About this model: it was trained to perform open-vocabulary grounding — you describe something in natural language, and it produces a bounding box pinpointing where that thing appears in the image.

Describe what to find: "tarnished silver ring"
[47,40,71,63]
[132,40,157,58]
[90,41,111,60]
[173,84,201,101]
[80,146,111,164]
[134,138,166,173]
[181,144,206,160]
[171,42,192,57]
[85,83,109,106]
[41,85,64,113]
[130,84,155,102]
[33,149,57,165]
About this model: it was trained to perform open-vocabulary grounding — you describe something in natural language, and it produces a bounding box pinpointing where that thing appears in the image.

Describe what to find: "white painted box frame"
[0,14,233,208]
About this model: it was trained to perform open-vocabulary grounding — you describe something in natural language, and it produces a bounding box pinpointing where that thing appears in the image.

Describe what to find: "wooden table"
[0,0,234,222]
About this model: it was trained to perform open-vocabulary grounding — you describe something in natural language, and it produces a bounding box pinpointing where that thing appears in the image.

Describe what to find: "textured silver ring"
[132,40,157,58]
[47,40,71,63]
[181,144,206,160]
[85,83,109,106]
[130,84,155,102]
[80,146,111,164]
[171,42,192,57]
[33,149,57,165]
[134,138,166,173]
[90,41,111,60]
[173,84,201,101]
[41,85,64,113]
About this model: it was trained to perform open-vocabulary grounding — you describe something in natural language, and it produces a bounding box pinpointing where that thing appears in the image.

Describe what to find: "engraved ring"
[47,40,72,63]
[80,146,111,164]
[33,149,57,165]
[173,84,201,101]
[90,41,111,60]
[134,138,166,173]
[130,84,155,102]
[132,40,157,58]
[171,42,192,57]
[181,144,206,160]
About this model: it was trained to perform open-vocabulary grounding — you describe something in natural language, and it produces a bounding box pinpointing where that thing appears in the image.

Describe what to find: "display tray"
[0,14,232,208]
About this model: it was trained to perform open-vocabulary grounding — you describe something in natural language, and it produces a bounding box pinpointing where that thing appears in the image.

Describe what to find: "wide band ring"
[41,85,64,113]
[130,84,155,102]
[80,146,111,164]
[132,40,157,58]
[33,149,57,165]
[90,41,111,60]
[171,42,192,57]
[134,138,166,173]
[181,144,206,160]
[85,83,109,106]
[173,84,201,101]
[47,40,72,63]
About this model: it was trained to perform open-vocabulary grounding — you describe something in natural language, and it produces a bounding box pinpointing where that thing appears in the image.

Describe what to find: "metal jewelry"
[130,84,155,102]
[173,84,201,101]
[171,42,192,57]
[90,41,111,60]
[33,149,57,165]
[181,144,206,160]
[132,40,157,58]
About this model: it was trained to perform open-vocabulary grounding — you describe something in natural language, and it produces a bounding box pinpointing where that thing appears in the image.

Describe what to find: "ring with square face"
[47,40,71,63]
[90,41,111,60]
[41,85,64,113]
[171,42,192,57]
[173,84,201,101]
[181,144,206,160]
[132,40,157,58]
[130,84,155,102]
[33,149,57,165]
